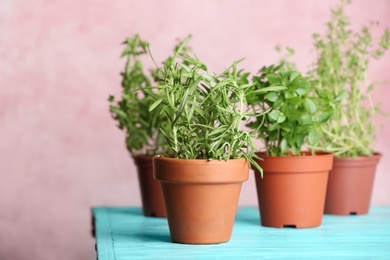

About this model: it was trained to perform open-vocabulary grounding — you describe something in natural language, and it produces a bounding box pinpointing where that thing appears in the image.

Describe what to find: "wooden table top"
[92,206,390,259]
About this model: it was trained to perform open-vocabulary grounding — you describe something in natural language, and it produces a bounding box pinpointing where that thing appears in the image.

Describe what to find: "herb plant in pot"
[247,64,334,228]
[309,0,390,215]
[109,34,168,217]
[150,36,266,244]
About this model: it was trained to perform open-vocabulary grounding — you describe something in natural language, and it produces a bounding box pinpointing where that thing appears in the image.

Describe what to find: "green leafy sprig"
[309,0,390,157]
[108,34,167,156]
[247,64,333,156]
[149,36,269,174]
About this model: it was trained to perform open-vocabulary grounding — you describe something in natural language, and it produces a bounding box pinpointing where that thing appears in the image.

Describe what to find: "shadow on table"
[132,231,171,243]
[234,207,261,226]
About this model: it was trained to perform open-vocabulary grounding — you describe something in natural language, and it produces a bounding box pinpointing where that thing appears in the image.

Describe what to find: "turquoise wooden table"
[92,206,390,259]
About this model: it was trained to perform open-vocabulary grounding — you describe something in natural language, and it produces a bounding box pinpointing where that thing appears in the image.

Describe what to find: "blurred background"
[1,0,389,259]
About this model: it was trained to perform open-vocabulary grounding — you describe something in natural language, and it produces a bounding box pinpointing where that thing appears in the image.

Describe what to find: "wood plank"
[93,207,390,259]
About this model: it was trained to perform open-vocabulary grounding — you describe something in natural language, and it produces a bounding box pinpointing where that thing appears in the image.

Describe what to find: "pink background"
[1,0,389,259]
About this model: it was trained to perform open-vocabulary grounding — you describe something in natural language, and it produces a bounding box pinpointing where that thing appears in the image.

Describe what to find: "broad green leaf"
[319,111,332,122]
[299,114,311,125]
[266,74,279,85]
[295,135,304,148]
[265,92,278,102]
[277,114,286,123]
[308,129,320,145]
[304,98,317,113]
[291,145,300,155]
[268,110,281,121]
[284,91,296,99]
[295,88,308,96]
[288,97,303,105]
[269,122,280,131]
[289,71,300,82]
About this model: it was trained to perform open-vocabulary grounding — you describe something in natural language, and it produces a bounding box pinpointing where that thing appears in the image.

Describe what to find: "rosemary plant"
[309,0,390,157]
[149,36,270,173]
[109,34,167,156]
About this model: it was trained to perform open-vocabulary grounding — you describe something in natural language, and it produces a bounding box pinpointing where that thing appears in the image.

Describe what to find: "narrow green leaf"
[149,98,163,111]
[253,86,287,94]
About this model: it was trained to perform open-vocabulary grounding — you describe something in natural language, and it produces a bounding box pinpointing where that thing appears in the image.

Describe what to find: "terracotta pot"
[324,153,381,215]
[133,155,166,217]
[153,156,249,244]
[253,152,333,228]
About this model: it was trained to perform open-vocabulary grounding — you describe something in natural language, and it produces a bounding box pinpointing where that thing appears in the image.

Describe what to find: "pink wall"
[1,0,389,259]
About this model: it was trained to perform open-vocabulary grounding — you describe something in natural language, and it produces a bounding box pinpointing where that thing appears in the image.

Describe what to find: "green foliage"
[247,64,333,156]
[108,34,168,156]
[309,0,390,157]
[149,36,269,174]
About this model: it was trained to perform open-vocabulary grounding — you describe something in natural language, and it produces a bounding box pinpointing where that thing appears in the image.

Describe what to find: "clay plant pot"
[133,155,166,217]
[153,156,249,244]
[324,153,381,216]
[253,152,333,228]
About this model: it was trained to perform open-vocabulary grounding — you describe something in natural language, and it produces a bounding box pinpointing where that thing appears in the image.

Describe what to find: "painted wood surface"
[93,207,390,259]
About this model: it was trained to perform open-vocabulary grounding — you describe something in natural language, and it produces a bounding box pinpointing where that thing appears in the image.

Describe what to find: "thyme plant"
[149,36,269,173]
[309,0,390,157]
[247,64,334,156]
[109,34,167,156]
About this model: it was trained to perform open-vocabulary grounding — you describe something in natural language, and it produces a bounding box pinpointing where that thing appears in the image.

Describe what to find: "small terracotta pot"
[253,152,333,228]
[153,156,249,244]
[324,153,381,216]
[133,155,166,217]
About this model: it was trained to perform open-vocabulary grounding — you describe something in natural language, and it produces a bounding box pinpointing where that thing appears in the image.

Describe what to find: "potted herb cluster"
[309,0,390,215]
[149,36,271,244]
[247,64,334,228]
[109,34,168,217]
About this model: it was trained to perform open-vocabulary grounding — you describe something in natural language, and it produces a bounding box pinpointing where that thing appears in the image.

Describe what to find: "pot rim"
[333,152,382,161]
[153,156,249,183]
[255,150,332,157]
[153,155,249,165]
[254,151,334,173]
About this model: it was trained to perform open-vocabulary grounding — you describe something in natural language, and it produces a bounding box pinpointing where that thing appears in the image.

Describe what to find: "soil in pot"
[153,156,249,244]
[133,155,166,217]
[254,152,333,228]
[324,153,381,216]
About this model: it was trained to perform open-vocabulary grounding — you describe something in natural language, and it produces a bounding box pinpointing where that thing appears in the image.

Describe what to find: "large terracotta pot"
[133,155,166,217]
[253,152,333,228]
[153,156,249,244]
[324,153,381,215]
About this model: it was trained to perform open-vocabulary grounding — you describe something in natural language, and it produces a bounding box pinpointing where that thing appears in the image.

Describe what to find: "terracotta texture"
[254,152,333,228]
[153,157,249,244]
[324,153,381,215]
[133,155,166,217]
